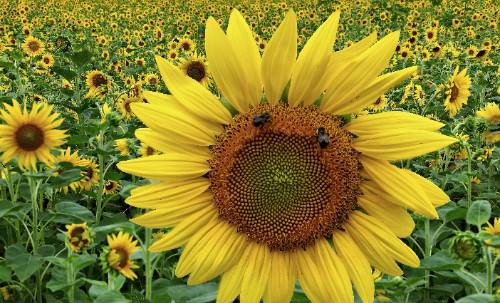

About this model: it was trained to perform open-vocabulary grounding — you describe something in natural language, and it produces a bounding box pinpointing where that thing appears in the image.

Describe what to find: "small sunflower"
[78,158,99,191]
[65,222,92,253]
[369,95,388,111]
[178,37,196,52]
[39,53,55,69]
[483,218,500,253]
[138,142,159,157]
[51,147,88,193]
[103,180,121,195]
[117,95,141,120]
[85,70,111,98]
[444,67,471,116]
[0,100,67,170]
[424,27,437,43]
[101,231,139,280]
[22,36,45,57]
[115,138,131,156]
[118,10,457,303]
[179,53,210,86]
[477,102,500,123]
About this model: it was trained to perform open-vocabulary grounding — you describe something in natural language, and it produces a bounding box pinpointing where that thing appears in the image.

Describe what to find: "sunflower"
[180,53,210,86]
[138,142,159,157]
[39,53,55,69]
[101,231,139,280]
[483,218,500,253]
[78,158,99,191]
[369,95,387,111]
[103,180,121,195]
[118,10,457,303]
[51,147,88,193]
[22,36,45,57]
[476,102,500,123]
[0,100,67,170]
[178,37,196,52]
[444,67,471,117]
[117,95,141,120]
[85,70,111,98]
[115,138,131,156]
[65,222,92,253]
[424,27,437,43]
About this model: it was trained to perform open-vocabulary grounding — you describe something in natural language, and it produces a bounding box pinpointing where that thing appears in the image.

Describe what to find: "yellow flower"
[477,102,500,124]
[0,100,67,170]
[51,147,89,193]
[179,53,211,87]
[118,10,457,303]
[39,53,55,69]
[22,36,45,57]
[65,223,92,253]
[78,158,99,191]
[105,232,139,280]
[483,218,500,253]
[115,138,130,156]
[444,67,471,117]
[103,180,121,195]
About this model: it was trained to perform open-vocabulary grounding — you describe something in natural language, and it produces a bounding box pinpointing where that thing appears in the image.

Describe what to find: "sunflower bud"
[449,231,482,264]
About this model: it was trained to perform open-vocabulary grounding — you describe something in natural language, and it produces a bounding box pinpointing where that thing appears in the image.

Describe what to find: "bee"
[252,112,272,127]
[316,127,329,149]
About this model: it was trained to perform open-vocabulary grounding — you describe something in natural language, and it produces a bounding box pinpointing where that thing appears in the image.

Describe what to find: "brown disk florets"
[209,104,361,251]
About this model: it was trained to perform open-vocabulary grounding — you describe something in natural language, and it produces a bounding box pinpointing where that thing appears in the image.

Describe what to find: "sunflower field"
[0,0,498,302]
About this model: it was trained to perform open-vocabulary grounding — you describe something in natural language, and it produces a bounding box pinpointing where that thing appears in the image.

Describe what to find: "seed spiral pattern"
[209,104,361,251]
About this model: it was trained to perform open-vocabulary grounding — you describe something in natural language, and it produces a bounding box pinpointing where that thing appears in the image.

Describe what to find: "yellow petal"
[345,215,403,276]
[127,179,210,209]
[288,11,340,107]
[294,243,331,302]
[331,66,418,115]
[141,90,175,106]
[322,31,400,113]
[333,230,374,303]
[403,169,450,207]
[117,153,210,181]
[263,252,296,303]
[351,212,420,268]
[240,243,271,303]
[217,259,245,303]
[357,195,415,237]
[361,156,438,218]
[130,194,212,228]
[131,103,220,146]
[321,31,377,93]
[155,56,232,124]
[261,10,297,104]
[188,224,247,284]
[346,111,444,136]
[148,205,218,252]
[227,9,262,107]
[135,128,210,157]
[353,129,458,160]
[205,17,251,113]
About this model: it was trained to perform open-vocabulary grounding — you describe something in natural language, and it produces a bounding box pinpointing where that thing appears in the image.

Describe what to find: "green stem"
[465,145,472,231]
[96,131,106,225]
[28,175,42,303]
[145,228,153,301]
[484,247,495,294]
[107,272,115,290]
[424,218,432,303]
[67,249,75,303]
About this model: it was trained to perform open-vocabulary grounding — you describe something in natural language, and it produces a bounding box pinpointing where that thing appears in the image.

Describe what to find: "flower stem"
[28,175,42,303]
[67,249,75,303]
[95,131,106,225]
[145,227,153,301]
[424,218,432,303]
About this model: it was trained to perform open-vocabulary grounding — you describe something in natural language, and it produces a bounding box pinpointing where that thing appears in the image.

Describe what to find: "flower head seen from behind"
[0,100,67,170]
[118,10,457,303]
[66,222,93,253]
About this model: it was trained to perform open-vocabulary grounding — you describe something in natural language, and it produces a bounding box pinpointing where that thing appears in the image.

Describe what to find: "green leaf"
[38,245,56,257]
[455,294,497,303]
[53,201,95,224]
[0,262,12,282]
[5,244,43,282]
[420,251,463,270]
[444,207,467,222]
[152,279,172,303]
[52,66,77,81]
[69,49,93,67]
[0,200,29,219]
[94,290,130,303]
[167,283,218,303]
[466,200,491,227]
[70,254,97,272]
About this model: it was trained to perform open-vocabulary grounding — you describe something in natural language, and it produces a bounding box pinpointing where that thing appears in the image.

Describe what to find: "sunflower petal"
[227,9,262,107]
[361,156,438,218]
[288,11,340,107]
[263,252,296,303]
[217,259,245,303]
[346,111,444,136]
[322,31,400,113]
[333,230,374,303]
[351,212,420,268]
[353,129,458,160]
[403,169,450,207]
[331,66,418,115]
[148,206,218,252]
[240,243,271,303]
[357,195,415,237]
[117,153,210,181]
[261,10,297,104]
[155,56,232,124]
[135,128,210,157]
[205,17,251,113]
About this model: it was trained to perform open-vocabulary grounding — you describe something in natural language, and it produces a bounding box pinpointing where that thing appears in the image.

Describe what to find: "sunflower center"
[186,61,206,82]
[28,41,40,51]
[15,124,44,151]
[112,247,129,268]
[210,104,361,251]
[92,74,108,87]
[450,84,459,102]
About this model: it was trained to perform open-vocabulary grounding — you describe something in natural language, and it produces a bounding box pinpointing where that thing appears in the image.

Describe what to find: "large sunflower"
[118,10,457,303]
[0,100,67,170]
